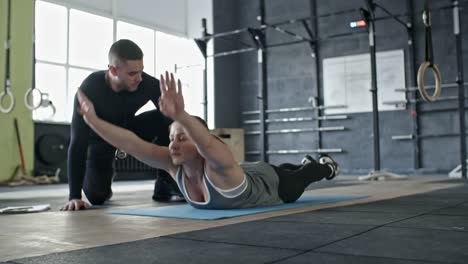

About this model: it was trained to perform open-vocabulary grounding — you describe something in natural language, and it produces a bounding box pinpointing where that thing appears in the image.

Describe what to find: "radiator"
[114,152,157,180]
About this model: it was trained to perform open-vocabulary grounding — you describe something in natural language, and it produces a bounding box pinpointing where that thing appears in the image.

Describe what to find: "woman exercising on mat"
[75,71,339,209]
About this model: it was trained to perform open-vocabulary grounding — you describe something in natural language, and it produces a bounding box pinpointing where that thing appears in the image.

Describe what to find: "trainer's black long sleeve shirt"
[67,71,160,200]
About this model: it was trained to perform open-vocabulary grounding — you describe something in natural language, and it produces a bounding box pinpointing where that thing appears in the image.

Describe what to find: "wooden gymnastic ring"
[417,61,442,102]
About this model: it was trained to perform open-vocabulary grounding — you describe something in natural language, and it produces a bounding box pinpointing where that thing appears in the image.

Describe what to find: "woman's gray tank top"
[175,161,283,209]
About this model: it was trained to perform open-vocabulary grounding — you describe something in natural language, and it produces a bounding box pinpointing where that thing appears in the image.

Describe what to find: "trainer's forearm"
[84,114,173,172]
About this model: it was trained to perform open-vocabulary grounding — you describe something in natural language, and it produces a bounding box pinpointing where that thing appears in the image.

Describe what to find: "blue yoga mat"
[107,194,367,220]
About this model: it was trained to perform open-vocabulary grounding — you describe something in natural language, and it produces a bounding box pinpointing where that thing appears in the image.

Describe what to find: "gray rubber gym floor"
[2,179,467,264]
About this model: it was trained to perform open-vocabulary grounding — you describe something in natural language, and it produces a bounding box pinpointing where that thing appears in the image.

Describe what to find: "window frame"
[34,0,205,123]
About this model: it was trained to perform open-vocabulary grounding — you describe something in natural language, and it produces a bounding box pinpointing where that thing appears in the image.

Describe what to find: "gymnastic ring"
[38,93,56,119]
[417,61,442,102]
[48,102,56,118]
[0,88,15,113]
[24,87,43,110]
[41,100,56,119]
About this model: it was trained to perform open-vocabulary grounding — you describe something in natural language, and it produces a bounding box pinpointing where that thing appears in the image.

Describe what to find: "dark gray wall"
[212,0,468,174]
[212,0,241,128]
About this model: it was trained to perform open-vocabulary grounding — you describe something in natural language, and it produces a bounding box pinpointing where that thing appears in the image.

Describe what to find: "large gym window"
[156,31,204,118]
[34,0,204,123]
[35,1,67,63]
[69,10,113,69]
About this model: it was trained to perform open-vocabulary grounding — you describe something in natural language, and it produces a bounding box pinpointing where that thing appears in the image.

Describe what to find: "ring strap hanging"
[0,0,15,113]
[25,0,43,110]
[417,0,442,102]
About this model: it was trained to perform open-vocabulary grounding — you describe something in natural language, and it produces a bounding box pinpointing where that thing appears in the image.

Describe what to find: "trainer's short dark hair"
[108,39,143,66]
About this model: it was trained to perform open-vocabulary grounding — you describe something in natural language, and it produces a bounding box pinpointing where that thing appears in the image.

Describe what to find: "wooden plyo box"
[210,128,245,162]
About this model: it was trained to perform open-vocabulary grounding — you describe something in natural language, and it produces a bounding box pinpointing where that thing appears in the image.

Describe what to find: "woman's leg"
[273,160,333,203]
[277,163,303,171]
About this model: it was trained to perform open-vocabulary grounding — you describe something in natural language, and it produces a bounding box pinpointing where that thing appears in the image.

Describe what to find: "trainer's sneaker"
[318,154,340,180]
[105,191,113,202]
[301,154,316,165]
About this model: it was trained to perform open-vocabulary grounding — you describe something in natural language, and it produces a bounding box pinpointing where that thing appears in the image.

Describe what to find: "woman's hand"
[159,71,185,121]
